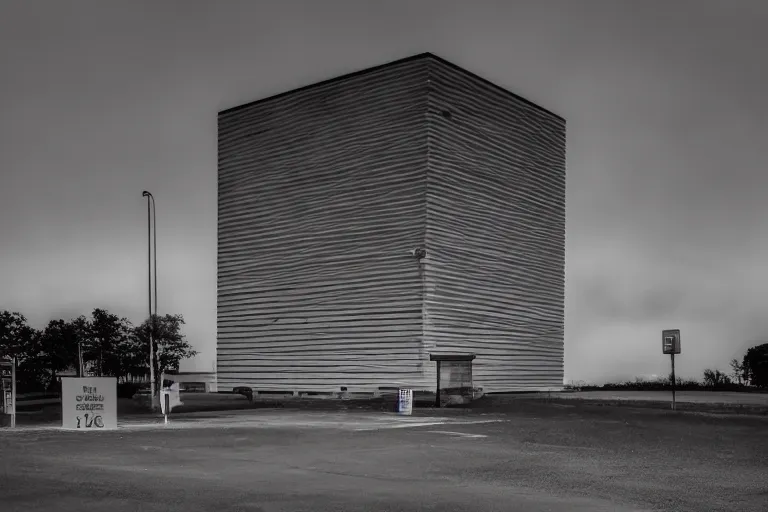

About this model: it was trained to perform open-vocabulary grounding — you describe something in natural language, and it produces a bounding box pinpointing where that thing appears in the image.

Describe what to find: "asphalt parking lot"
[1,401,767,512]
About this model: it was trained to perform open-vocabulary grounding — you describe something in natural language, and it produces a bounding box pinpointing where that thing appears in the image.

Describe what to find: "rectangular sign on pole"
[61,377,117,430]
[662,329,681,410]
[662,329,681,354]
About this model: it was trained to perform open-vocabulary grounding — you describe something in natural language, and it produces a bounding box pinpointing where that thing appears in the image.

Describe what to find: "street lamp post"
[142,191,157,409]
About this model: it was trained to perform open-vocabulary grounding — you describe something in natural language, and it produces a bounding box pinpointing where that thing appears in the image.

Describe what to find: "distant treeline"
[0,308,197,394]
[567,342,768,392]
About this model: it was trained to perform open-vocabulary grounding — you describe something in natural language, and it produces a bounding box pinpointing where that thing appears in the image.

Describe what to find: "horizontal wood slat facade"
[424,58,566,391]
[217,53,565,394]
[217,57,431,392]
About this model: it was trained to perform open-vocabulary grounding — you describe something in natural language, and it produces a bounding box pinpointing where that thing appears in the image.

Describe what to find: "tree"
[0,310,33,360]
[729,358,745,385]
[703,369,731,388]
[71,315,93,376]
[3,308,198,396]
[87,309,133,378]
[742,343,768,388]
[118,334,151,380]
[16,329,51,392]
[39,319,82,388]
[0,311,48,391]
[134,314,197,396]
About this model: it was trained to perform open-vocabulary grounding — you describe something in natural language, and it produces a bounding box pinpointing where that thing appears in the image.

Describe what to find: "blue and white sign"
[397,389,413,416]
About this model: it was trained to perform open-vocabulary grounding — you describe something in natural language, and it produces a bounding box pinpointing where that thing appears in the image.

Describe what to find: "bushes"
[567,343,768,392]
[577,373,757,392]
[702,369,731,388]
[596,376,700,392]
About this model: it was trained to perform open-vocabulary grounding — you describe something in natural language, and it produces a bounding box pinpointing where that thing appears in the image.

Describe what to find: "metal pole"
[142,191,156,409]
[10,357,16,428]
[151,194,157,318]
[78,341,83,378]
[671,353,676,411]
[151,193,158,408]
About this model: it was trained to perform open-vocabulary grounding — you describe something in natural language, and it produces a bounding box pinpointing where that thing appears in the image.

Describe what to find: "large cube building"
[217,53,565,395]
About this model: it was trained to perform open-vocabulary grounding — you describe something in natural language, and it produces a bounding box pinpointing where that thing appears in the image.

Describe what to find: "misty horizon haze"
[2,0,767,385]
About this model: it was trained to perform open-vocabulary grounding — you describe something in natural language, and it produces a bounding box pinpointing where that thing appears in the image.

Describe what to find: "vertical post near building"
[662,329,681,410]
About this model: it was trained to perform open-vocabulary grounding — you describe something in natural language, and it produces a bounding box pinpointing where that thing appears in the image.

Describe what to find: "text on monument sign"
[76,386,105,412]
[76,385,105,428]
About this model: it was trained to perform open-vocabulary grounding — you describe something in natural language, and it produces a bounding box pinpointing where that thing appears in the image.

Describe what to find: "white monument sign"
[61,377,118,430]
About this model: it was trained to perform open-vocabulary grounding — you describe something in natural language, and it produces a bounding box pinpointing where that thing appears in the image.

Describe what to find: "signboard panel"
[662,329,681,354]
[61,377,117,430]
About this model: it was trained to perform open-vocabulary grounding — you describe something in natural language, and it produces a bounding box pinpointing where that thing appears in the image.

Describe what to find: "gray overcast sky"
[1,0,767,383]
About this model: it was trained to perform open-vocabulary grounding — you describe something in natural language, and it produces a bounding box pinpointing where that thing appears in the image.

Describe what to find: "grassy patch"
[565,376,768,393]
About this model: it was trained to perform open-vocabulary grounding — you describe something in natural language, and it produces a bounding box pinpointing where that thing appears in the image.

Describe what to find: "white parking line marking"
[353,418,505,432]
[354,421,449,431]
[426,430,488,439]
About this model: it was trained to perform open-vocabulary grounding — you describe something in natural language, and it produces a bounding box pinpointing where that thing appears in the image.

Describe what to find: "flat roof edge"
[219,52,433,117]
[218,52,563,122]
[425,54,563,122]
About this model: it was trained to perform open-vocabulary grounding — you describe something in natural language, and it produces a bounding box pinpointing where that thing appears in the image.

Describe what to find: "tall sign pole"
[11,358,15,428]
[671,352,676,410]
[142,191,156,409]
[662,329,681,411]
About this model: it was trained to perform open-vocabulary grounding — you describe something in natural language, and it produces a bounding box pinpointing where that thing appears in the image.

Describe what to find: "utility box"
[1,358,16,428]
[430,354,476,407]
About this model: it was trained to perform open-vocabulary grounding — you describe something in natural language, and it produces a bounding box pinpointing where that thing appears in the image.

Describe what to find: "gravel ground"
[1,400,766,512]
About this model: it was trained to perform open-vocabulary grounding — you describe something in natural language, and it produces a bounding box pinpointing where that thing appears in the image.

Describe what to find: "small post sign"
[160,376,183,425]
[662,329,681,410]
[397,389,413,416]
[61,377,117,430]
[1,358,16,428]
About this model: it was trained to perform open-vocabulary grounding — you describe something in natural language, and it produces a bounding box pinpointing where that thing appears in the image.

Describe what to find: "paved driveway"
[2,401,766,511]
